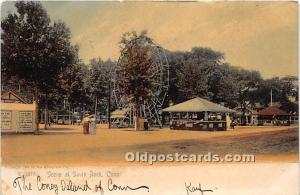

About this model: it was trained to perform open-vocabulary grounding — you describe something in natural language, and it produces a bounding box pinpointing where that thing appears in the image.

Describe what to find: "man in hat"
[82,113,90,134]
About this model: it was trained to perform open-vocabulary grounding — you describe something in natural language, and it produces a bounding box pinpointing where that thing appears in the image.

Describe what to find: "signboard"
[1,103,36,132]
[19,111,33,130]
[0,110,12,130]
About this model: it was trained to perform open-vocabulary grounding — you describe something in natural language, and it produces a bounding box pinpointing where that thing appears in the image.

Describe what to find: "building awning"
[256,106,289,116]
[162,97,235,113]
[111,108,129,119]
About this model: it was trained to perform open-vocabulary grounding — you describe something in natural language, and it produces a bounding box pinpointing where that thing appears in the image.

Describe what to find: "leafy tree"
[173,47,225,101]
[176,61,209,100]
[256,76,298,114]
[165,51,185,104]
[116,31,156,130]
[89,58,116,118]
[58,63,90,111]
[1,1,77,133]
[207,63,238,107]
[281,76,298,113]
[231,69,262,125]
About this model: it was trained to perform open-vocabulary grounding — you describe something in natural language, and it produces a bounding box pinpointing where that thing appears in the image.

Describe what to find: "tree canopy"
[116,31,156,107]
[1,2,77,91]
[1,1,78,132]
[166,46,297,117]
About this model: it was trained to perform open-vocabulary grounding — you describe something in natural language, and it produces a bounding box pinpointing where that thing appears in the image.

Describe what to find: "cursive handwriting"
[37,176,59,194]
[13,176,32,195]
[185,182,213,195]
[61,179,91,192]
[12,175,149,194]
[95,180,105,195]
[108,178,150,192]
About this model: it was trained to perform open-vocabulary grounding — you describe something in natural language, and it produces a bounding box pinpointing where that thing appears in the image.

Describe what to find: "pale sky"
[1,1,298,78]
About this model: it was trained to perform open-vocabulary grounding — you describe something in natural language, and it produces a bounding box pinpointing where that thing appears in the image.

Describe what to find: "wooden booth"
[162,97,235,131]
[1,91,36,133]
[110,108,130,128]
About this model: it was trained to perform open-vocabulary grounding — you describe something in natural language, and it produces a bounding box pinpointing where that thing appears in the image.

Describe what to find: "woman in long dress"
[89,115,96,135]
[82,114,90,134]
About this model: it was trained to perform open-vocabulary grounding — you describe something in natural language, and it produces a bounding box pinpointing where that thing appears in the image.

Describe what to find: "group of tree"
[2,2,298,132]
[110,31,299,128]
[88,58,116,122]
[1,1,117,132]
[166,48,298,121]
[1,1,81,133]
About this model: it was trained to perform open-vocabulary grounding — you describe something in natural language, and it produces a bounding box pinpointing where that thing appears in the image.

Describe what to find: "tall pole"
[107,84,111,128]
[44,94,48,130]
[94,96,98,116]
[270,89,273,106]
[34,87,40,134]
[129,104,132,125]
[69,104,71,125]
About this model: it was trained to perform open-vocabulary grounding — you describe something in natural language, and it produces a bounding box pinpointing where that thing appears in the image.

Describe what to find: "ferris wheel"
[113,36,169,127]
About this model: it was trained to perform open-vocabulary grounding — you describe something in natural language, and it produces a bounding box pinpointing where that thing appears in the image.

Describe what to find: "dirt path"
[1,124,298,166]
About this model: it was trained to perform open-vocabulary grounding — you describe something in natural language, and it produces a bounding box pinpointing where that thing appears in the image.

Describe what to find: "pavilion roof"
[256,106,289,116]
[162,97,235,113]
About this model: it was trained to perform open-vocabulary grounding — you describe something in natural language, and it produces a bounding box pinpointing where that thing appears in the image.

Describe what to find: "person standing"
[89,114,97,135]
[230,119,235,129]
[82,114,90,134]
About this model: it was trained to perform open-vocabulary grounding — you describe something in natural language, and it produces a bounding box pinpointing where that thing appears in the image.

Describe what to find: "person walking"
[82,113,90,134]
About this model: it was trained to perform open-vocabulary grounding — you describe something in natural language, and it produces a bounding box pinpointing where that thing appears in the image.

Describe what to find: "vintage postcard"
[1,1,298,195]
